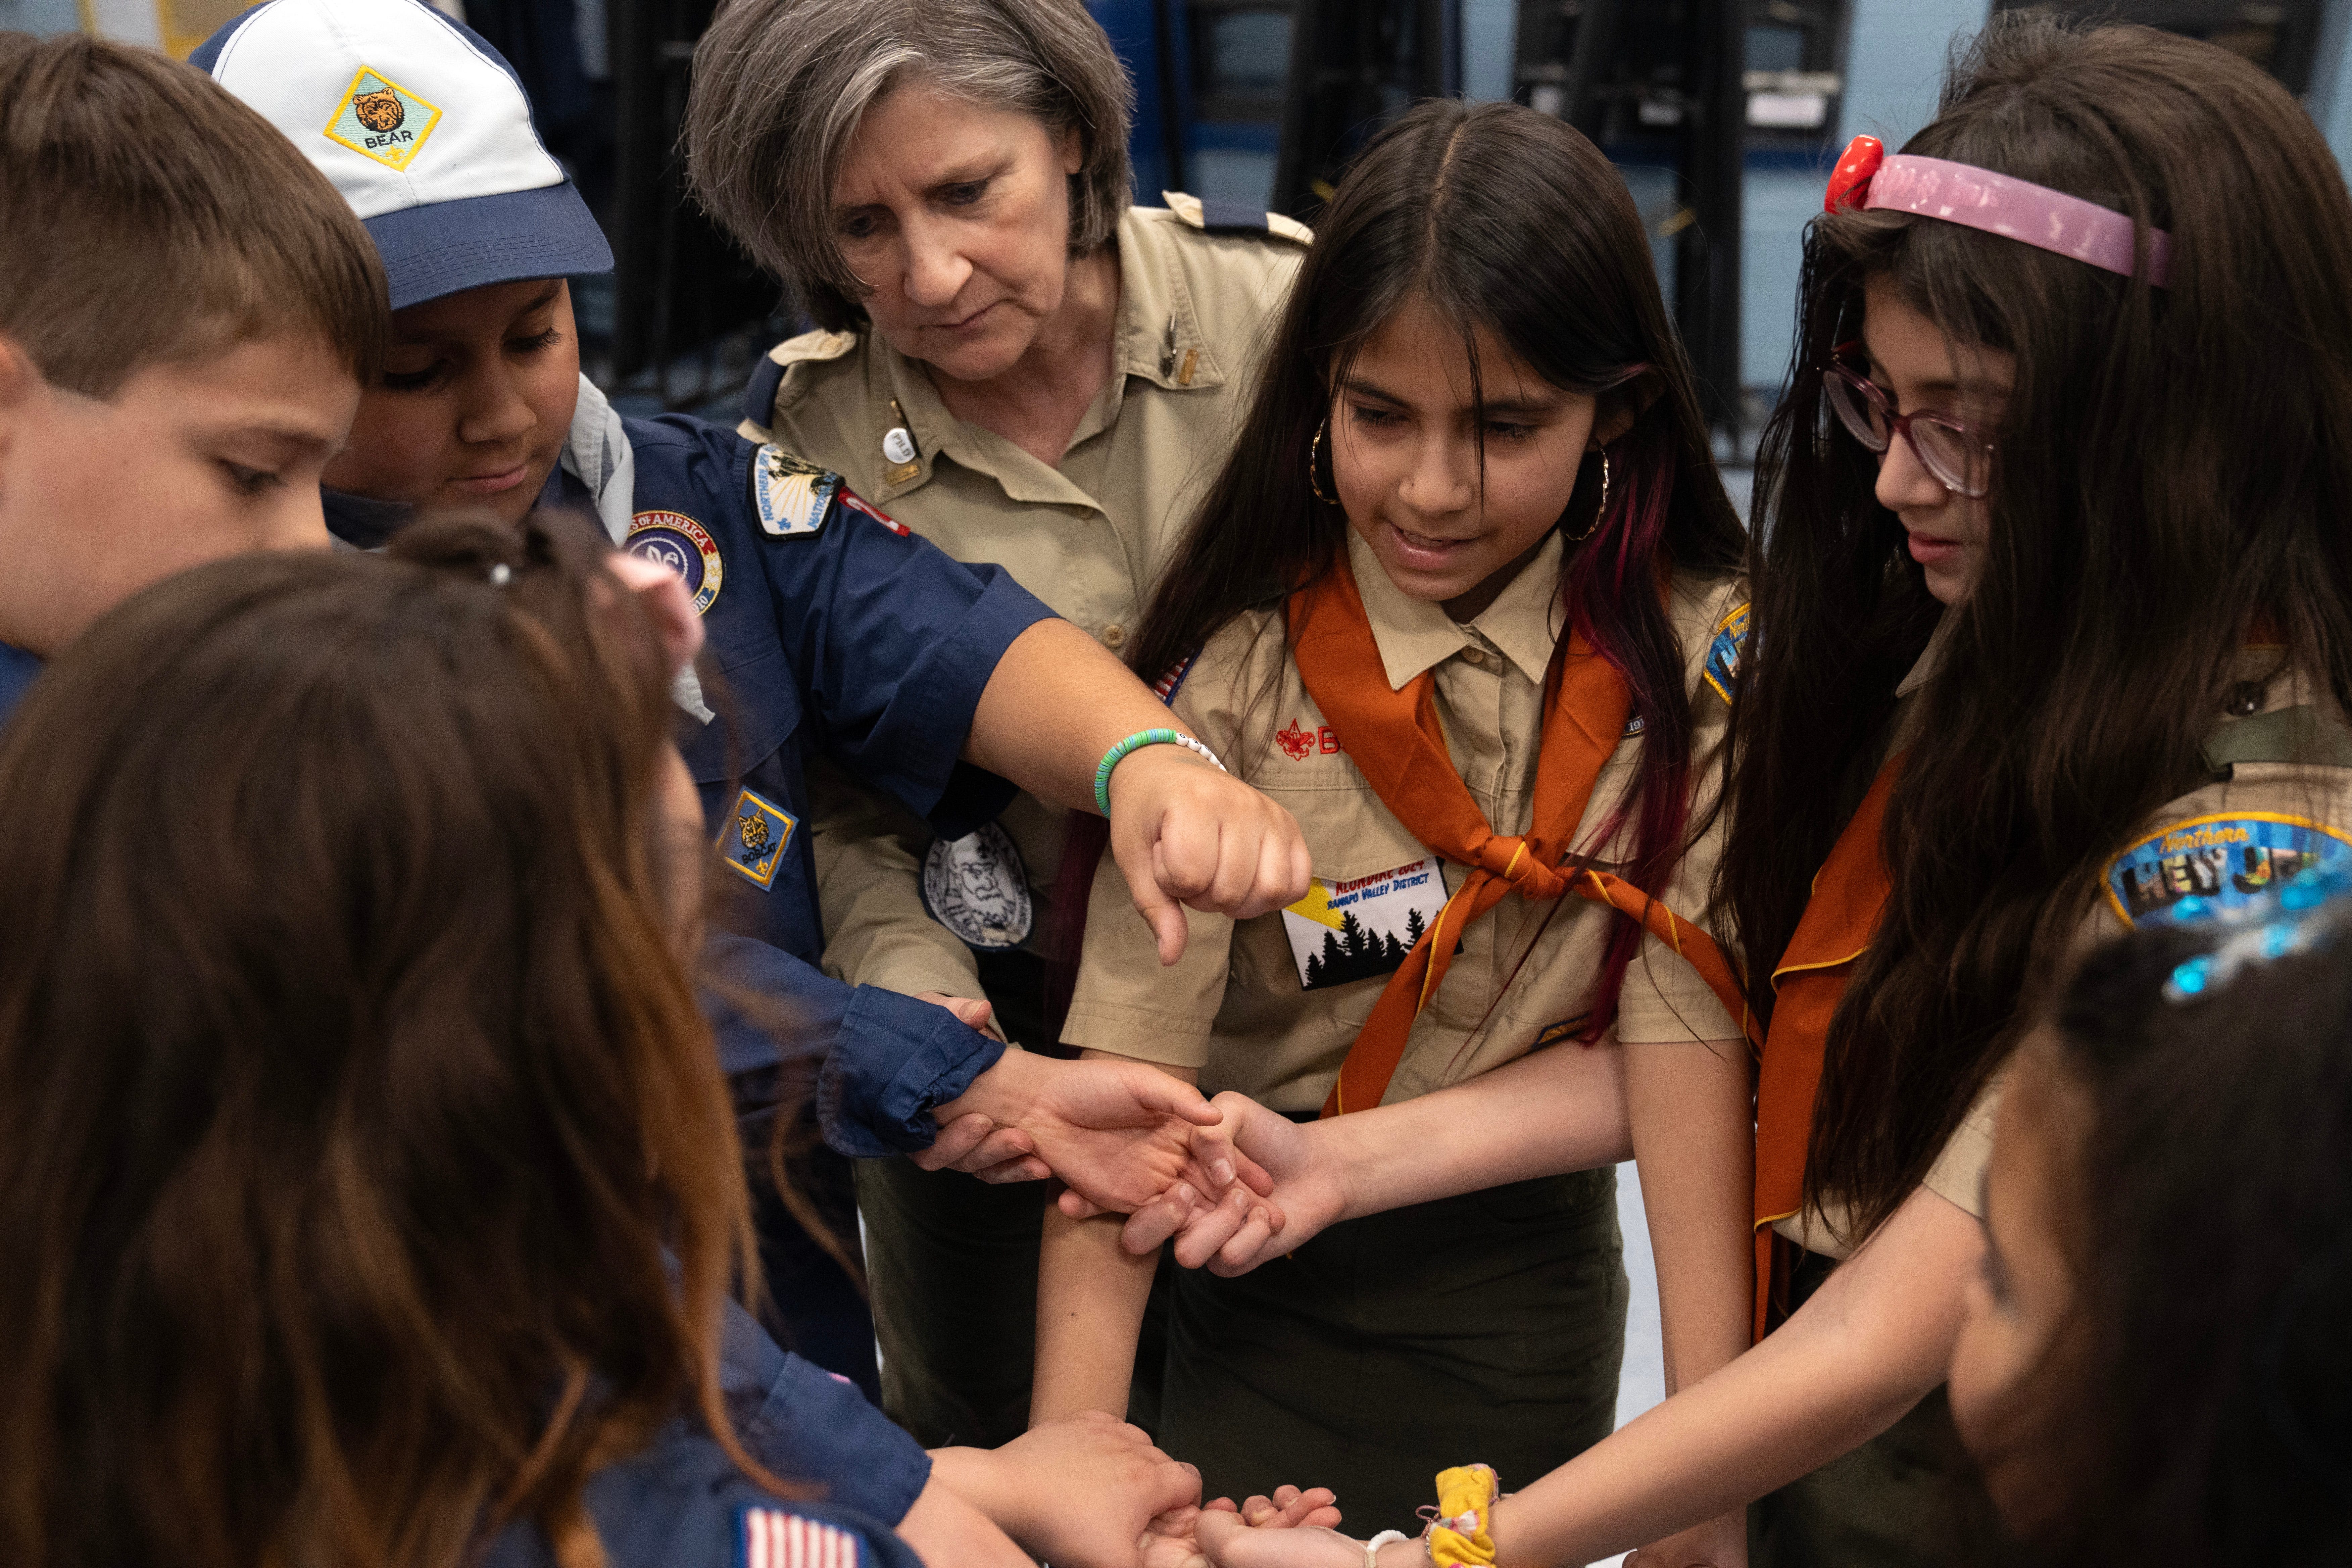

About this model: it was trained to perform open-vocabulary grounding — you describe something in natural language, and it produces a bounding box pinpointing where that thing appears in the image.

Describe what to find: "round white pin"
[883,427,917,466]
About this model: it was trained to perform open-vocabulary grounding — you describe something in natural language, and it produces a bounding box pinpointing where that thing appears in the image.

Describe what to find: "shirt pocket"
[689,645,805,786]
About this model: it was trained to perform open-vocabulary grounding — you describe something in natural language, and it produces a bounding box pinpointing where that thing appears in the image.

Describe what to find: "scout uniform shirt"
[1770,616,2352,1258]
[740,195,1309,1008]
[323,375,1055,1158]
[1063,530,1746,1109]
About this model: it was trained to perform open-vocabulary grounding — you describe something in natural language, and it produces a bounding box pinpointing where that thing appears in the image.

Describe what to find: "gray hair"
[685,0,1135,333]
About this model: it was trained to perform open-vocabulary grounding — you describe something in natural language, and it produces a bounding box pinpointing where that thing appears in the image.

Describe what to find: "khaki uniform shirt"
[1780,617,2352,1253]
[742,197,1309,1007]
[1063,529,1748,1113]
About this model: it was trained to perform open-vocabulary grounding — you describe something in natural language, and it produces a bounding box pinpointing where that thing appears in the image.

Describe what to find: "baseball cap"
[193,0,612,311]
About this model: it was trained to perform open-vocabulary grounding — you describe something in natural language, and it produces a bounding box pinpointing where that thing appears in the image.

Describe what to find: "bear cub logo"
[352,88,405,134]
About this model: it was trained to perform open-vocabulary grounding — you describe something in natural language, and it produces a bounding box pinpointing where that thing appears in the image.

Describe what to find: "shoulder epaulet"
[738,330,860,431]
[1161,190,1312,245]
[2201,704,2352,772]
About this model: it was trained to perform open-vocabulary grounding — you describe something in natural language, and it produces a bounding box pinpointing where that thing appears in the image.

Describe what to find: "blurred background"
[17,0,2352,454]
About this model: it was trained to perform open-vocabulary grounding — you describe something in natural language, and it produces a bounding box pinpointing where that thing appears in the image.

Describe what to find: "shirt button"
[1460,646,1486,666]
[1101,623,1126,649]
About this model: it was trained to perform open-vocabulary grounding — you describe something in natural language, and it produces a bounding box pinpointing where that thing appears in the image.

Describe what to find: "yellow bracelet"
[1423,1464,1501,1568]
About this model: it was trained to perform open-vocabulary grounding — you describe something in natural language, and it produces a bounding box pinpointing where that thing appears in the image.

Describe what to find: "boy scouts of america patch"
[921,821,1033,949]
[735,1506,861,1568]
[625,510,722,615]
[2105,811,2352,926]
[752,444,842,537]
[720,788,796,891]
[1700,600,1752,704]
[322,67,443,172]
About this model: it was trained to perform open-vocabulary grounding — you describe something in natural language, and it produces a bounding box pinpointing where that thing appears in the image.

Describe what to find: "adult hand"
[1625,1511,1749,1568]
[930,1412,1202,1568]
[1107,748,1311,966]
[1094,1092,1346,1274]
[937,1050,1279,1217]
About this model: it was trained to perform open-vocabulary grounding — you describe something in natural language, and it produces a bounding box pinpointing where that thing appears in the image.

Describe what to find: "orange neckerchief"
[1749,756,1902,1341]
[1287,555,1758,1120]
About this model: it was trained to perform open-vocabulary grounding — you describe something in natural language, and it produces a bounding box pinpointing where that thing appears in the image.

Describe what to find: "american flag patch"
[736,1507,861,1568]
[840,493,909,536]
[1150,649,1199,705]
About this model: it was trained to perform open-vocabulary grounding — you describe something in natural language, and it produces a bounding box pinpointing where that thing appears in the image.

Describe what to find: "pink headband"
[1824,134,2172,287]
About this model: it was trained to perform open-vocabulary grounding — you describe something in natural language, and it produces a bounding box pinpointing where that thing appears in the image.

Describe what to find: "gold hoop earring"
[1568,450,1610,541]
[1309,419,1339,506]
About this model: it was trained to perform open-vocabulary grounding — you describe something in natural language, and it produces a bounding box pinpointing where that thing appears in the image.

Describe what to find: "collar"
[867,205,1221,506]
[1895,608,1956,698]
[323,375,634,550]
[1347,528,1566,690]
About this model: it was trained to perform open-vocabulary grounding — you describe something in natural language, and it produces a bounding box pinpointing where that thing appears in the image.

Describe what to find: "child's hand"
[1140,1487,1344,1568]
[1192,1503,1364,1568]
[1227,1486,1343,1529]
[930,1411,1202,1568]
[1626,1508,1749,1568]
[1101,1093,1348,1272]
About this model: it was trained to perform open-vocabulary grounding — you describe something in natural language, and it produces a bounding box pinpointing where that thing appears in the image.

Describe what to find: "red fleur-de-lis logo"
[1275,720,1314,761]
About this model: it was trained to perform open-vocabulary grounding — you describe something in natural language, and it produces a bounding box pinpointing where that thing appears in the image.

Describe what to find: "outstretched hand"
[1192,1504,1364,1568]
[1068,1091,1346,1274]
[931,1411,1203,1568]
[931,1049,1282,1220]
[1142,1486,1345,1568]
[1107,747,1312,966]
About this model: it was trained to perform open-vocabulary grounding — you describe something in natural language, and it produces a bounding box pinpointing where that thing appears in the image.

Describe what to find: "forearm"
[1479,1186,1979,1565]
[1328,1040,1632,1223]
[809,761,985,999]
[1032,1205,1159,1424]
[965,619,1207,813]
[896,1474,1036,1568]
[1625,1038,1754,1392]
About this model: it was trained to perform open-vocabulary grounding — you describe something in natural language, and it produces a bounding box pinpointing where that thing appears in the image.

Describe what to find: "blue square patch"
[720,787,797,890]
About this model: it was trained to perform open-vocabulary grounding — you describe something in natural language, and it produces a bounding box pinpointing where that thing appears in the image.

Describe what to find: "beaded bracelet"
[1092,727,1226,816]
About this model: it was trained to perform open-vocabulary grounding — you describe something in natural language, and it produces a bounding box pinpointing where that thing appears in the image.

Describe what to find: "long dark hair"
[1080,97,1742,1031]
[1986,925,2352,1567]
[0,518,780,1568]
[1721,15,2352,1239]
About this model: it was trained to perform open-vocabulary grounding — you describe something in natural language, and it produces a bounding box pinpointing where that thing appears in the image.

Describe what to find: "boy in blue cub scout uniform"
[199,0,1310,1483]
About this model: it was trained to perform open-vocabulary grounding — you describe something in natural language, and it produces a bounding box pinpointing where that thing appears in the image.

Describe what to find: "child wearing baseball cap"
[0,30,383,726]
[197,2,1322,1564]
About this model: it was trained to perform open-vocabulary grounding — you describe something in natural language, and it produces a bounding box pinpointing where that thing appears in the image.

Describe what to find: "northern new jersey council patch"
[1700,600,1752,704]
[2105,812,2352,925]
[921,821,1033,949]
[322,67,443,172]
[1280,856,1449,990]
[753,444,842,537]
[736,1506,862,1568]
[625,510,722,614]
[719,788,797,890]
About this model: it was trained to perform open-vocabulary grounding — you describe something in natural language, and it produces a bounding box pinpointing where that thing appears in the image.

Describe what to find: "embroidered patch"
[322,67,442,171]
[921,821,1033,949]
[1533,1017,1589,1047]
[1152,650,1200,705]
[1622,714,1647,738]
[1280,856,1448,990]
[2105,812,2352,925]
[719,788,796,890]
[752,444,842,537]
[736,1506,862,1568]
[1275,720,1345,761]
[839,492,909,536]
[626,510,722,615]
[1700,600,1752,704]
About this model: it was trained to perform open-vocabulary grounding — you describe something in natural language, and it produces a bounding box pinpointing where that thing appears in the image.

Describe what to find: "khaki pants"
[1151,1167,1627,1530]
[1748,1251,2012,1567]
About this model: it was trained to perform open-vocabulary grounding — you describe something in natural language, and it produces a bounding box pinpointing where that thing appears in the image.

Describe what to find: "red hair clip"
[1824,135,1884,214]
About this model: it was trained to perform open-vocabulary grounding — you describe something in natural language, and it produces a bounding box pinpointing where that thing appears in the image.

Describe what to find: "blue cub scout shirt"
[595,415,1055,1153]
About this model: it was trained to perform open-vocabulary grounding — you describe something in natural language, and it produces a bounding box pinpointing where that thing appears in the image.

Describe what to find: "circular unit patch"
[922,821,1033,950]
[626,510,723,615]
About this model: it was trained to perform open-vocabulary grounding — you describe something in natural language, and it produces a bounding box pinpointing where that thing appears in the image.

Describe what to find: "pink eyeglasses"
[1821,347,1997,499]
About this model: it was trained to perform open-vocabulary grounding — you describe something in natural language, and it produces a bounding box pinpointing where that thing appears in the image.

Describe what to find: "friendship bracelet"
[1091,727,1226,816]
[1363,1529,1410,1568]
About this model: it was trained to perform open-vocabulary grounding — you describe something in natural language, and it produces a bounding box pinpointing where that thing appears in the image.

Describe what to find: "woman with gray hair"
[687,0,1306,1455]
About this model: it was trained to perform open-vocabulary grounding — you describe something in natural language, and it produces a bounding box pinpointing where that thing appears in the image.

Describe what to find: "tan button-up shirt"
[743,198,1308,1008]
[1063,530,1747,1113]
[1781,616,2352,1253]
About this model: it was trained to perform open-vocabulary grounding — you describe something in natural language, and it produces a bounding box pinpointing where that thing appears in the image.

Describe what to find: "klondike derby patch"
[323,67,443,172]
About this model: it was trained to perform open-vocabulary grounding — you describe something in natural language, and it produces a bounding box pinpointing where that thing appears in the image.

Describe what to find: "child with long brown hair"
[0,515,1235,1568]
[1167,13,2352,1568]
[1033,95,1754,1535]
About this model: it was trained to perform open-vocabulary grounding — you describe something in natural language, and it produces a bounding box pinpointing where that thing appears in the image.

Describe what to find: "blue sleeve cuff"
[720,1296,932,1523]
[818,984,1007,1158]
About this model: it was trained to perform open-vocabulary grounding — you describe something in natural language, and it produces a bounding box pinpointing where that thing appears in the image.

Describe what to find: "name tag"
[1279,855,1448,991]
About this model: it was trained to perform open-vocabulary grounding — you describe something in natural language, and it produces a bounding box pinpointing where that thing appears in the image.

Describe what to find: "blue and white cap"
[193,0,612,311]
